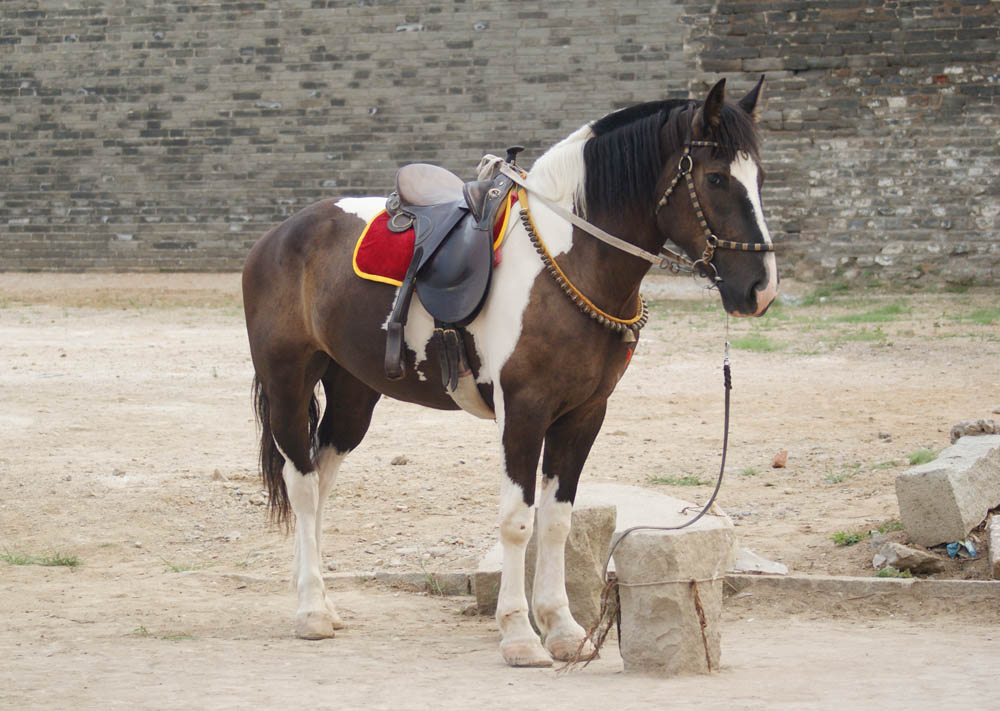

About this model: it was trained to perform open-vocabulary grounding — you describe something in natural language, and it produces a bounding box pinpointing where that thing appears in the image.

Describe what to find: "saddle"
[383,149,522,414]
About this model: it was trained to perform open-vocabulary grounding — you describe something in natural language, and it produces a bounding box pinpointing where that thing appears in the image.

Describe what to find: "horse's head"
[654,78,779,317]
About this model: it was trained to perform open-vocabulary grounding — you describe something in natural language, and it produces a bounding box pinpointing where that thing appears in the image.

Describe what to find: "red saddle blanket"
[353,192,517,286]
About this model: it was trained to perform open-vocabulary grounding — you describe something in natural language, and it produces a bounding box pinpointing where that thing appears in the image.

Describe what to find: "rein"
[564,329,734,671]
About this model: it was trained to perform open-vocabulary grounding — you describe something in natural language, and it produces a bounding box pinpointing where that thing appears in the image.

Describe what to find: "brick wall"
[1,0,997,284]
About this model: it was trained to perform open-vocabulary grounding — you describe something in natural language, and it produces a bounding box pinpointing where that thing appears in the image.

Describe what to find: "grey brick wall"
[1,0,997,284]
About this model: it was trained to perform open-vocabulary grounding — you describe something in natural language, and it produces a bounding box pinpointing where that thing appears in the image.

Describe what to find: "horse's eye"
[706,173,725,187]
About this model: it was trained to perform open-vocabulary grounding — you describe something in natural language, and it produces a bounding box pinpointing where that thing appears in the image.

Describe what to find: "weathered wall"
[2,0,998,284]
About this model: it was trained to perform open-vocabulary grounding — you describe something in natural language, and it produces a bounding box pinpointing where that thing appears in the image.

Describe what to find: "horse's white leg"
[314,446,346,629]
[533,477,594,661]
[282,458,335,640]
[496,476,552,667]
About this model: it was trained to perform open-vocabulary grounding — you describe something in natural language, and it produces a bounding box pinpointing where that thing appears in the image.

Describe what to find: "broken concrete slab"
[731,547,788,575]
[871,542,945,575]
[895,435,1000,547]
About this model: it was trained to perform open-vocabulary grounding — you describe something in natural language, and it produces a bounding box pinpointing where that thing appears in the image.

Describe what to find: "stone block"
[895,435,1000,547]
[611,509,734,676]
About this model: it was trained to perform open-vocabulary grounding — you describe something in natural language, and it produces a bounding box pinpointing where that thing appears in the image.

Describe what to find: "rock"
[950,419,998,444]
[390,456,408,466]
[771,450,789,468]
[895,435,1000,546]
[871,542,945,574]
[729,547,787,575]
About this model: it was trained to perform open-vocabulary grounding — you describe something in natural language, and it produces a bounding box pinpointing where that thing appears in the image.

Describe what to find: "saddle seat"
[395,162,496,223]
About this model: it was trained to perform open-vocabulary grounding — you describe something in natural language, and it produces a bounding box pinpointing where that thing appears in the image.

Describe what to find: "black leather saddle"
[383,152,520,387]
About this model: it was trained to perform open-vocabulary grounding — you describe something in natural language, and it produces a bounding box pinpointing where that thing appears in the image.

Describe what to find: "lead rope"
[562,314,733,671]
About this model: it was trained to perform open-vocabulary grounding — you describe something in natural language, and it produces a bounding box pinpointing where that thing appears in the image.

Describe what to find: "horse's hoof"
[325,599,346,630]
[294,611,335,640]
[501,640,553,668]
[545,635,596,662]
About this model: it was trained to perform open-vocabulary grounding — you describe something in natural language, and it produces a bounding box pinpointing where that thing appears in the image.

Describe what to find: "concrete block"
[895,435,1000,547]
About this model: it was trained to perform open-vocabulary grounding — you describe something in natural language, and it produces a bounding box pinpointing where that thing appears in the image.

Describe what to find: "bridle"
[498,137,775,288]
[655,139,776,283]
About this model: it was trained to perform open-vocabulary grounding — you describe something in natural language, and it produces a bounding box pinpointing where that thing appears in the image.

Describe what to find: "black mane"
[582,98,760,218]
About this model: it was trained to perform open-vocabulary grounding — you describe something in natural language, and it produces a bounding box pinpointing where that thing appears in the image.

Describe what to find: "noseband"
[655,139,775,283]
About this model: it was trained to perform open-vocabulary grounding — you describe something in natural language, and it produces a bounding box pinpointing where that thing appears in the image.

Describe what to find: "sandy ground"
[1,271,998,709]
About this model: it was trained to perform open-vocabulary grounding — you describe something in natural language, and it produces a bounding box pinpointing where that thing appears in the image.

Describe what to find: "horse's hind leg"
[533,403,606,661]
[261,352,334,639]
[310,362,381,629]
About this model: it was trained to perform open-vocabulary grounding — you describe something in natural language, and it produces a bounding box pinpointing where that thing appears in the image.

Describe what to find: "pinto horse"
[242,78,778,667]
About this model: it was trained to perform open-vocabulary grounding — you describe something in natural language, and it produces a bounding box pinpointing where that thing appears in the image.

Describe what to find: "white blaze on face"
[729,153,779,315]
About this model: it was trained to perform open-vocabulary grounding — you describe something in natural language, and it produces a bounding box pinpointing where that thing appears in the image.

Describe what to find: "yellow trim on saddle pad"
[351,209,404,287]
[351,192,517,287]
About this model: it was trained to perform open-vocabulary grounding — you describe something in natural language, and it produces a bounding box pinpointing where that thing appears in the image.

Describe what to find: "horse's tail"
[252,376,321,530]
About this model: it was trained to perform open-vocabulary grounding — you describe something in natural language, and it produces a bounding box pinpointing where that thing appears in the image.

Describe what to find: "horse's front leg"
[496,408,551,667]
[533,402,606,661]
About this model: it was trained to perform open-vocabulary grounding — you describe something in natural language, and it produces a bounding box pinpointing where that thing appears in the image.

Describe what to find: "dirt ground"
[1,271,998,709]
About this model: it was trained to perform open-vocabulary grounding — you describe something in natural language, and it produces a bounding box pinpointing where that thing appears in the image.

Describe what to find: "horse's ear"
[739,75,765,122]
[701,78,726,130]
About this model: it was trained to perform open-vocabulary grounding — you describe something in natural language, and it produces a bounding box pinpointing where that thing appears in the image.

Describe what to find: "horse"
[241,77,778,667]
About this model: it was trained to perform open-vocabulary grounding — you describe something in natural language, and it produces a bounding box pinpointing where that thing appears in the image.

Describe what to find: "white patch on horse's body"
[335,196,385,223]
[730,153,779,315]
[464,123,592,387]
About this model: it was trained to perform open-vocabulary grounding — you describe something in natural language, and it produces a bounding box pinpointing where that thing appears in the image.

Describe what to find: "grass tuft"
[648,474,707,486]
[1,550,80,568]
[906,449,939,466]
[831,531,863,547]
[833,301,909,324]
[874,566,912,578]
[730,333,784,352]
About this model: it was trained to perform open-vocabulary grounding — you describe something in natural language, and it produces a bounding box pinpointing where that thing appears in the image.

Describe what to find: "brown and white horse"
[242,78,778,667]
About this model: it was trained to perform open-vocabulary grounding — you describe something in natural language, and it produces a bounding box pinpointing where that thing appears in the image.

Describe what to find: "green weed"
[833,301,909,324]
[648,474,707,486]
[730,333,784,352]
[831,531,863,547]
[740,466,758,477]
[950,307,1000,326]
[1,550,80,568]
[906,449,938,466]
[874,566,912,578]
[825,465,862,484]
[161,557,201,573]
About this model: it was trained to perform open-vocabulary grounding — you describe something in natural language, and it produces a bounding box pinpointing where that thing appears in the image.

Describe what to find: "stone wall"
[1,0,997,284]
